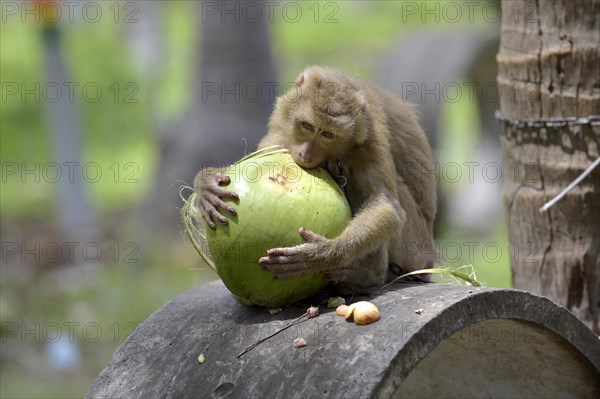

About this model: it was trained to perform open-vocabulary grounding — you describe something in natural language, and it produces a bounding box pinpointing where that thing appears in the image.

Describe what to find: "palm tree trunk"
[497,0,599,332]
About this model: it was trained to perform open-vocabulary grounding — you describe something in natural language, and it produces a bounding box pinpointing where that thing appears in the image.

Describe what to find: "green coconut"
[182,147,352,307]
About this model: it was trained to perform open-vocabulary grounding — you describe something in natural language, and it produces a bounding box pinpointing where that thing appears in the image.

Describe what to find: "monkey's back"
[377,88,437,231]
[303,68,437,231]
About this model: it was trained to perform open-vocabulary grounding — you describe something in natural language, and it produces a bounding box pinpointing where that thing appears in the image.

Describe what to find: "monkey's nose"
[298,152,312,163]
[294,155,313,169]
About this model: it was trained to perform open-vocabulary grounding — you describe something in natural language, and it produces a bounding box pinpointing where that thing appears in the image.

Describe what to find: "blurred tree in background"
[144,1,278,234]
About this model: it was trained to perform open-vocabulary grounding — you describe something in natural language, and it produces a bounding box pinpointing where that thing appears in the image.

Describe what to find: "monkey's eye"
[301,121,314,131]
[322,131,336,139]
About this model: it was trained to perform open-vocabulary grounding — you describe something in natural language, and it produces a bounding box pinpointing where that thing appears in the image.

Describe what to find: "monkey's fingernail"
[229,208,236,215]
[220,218,228,225]
[231,193,238,199]
[209,222,216,229]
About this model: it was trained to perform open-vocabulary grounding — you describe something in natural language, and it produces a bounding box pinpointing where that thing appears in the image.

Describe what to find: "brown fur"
[195,66,437,289]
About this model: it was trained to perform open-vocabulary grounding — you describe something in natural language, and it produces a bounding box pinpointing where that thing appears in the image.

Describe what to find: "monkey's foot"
[332,282,378,296]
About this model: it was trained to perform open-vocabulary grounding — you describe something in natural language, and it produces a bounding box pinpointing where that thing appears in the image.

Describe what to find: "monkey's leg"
[387,228,436,283]
[326,243,389,292]
[386,174,437,281]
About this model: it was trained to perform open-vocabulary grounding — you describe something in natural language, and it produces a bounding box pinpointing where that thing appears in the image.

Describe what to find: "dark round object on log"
[87,281,600,398]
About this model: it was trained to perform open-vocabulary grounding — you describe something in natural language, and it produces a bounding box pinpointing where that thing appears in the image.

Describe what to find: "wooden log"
[87,281,600,398]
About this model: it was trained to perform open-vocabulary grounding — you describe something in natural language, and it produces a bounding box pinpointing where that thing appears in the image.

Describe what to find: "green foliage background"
[0,2,507,397]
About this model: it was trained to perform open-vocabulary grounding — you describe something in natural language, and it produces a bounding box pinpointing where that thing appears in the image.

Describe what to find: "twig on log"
[237,306,319,358]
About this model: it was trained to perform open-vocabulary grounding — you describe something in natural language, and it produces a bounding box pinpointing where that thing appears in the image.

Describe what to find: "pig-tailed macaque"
[194,66,437,292]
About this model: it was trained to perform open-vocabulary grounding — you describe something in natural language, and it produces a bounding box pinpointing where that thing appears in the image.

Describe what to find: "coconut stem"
[181,194,217,272]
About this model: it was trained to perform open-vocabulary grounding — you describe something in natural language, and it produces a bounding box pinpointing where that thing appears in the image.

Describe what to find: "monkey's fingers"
[260,256,307,268]
[216,174,231,186]
[264,246,303,257]
[200,198,228,228]
[206,193,237,216]
[208,186,239,200]
[199,208,216,230]
[259,254,299,266]
[298,227,323,242]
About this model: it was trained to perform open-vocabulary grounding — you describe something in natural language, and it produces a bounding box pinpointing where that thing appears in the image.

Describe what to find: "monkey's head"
[269,66,371,169]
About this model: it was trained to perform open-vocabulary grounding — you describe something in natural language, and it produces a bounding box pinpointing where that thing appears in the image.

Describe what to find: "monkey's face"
[275,67,370,169]
[287,99,364,169]
[289,118,339,169]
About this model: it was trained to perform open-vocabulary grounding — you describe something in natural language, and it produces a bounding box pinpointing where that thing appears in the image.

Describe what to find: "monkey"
[193,66,437,291]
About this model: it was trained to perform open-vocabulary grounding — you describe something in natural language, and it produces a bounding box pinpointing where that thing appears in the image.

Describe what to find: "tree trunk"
[43,27,95,241]
[497,0,599,332]
[145,1,278,228]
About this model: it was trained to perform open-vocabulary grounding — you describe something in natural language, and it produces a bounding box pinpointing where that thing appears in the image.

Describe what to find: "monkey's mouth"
[292,157,321,170]
[297,163,320,170]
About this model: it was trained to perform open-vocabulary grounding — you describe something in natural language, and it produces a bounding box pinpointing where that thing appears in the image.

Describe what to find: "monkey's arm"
[259,191,404,278]
[193,168,238,229]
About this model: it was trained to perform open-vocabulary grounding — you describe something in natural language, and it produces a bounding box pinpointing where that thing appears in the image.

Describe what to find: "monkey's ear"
[355,91,367,113]
[295,73,305,87]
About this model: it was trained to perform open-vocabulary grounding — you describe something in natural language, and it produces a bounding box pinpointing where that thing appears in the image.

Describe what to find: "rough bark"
[497,0,600,332]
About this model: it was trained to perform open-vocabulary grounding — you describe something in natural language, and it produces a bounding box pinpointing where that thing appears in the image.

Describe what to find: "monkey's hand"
[193,168,238,229]
[259,227,341,279]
